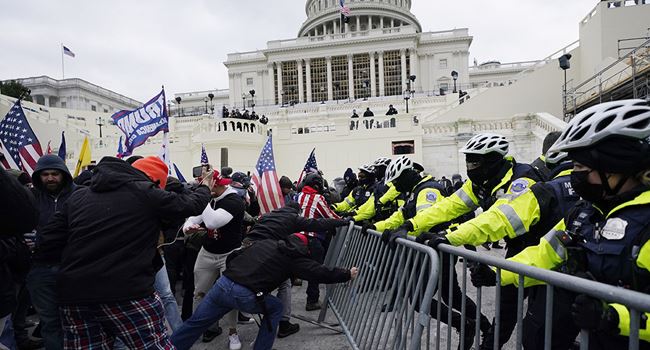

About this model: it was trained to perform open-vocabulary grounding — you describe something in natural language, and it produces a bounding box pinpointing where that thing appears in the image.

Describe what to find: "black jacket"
[34,157,212,305]
[224,235,351,294]
[31,155,77,245]
[246,206,345,242]
[0,167,38,317]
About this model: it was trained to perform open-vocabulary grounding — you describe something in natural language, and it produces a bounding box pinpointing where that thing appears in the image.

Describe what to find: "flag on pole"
[116,136,125,159]
[46,141,52,154]
[173,163,187,183]
[340,0,350,23]
[111,89,168,157]
[251,136,284,214]
[158,132,172,176]
[201,144,209,165]
[0,99,43,174]
[74,136,91,177]
[63,46,75,58]
[58,131,66,161]
[297,148,318,184]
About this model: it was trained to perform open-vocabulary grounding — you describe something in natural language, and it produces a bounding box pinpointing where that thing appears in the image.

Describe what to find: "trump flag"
[111,89,168,157]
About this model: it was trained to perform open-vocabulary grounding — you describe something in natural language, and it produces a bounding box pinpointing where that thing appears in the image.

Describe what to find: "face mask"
[467,167,491,186]
[570,170,604,203]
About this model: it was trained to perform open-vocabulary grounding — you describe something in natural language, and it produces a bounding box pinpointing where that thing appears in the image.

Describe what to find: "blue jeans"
[171,276,283,350]
[154,265,183,332]
[26,265,63,350]
[0,315,17,350]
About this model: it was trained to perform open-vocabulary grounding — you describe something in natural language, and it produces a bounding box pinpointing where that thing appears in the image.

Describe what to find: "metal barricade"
[317,224,441,350]
[432,243,650,350]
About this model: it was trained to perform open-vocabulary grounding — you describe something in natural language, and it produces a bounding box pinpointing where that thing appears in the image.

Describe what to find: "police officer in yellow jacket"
[423,151,580,349]
[500,99,650,349]
[352,157,398,222]
[333,164,376,214]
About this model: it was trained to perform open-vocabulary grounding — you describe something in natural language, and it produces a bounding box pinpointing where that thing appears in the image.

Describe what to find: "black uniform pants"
[521,285,579,350]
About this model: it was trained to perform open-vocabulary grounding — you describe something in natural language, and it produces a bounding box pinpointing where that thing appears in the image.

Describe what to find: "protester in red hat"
[182,169,246,349]
[34,156,212,349]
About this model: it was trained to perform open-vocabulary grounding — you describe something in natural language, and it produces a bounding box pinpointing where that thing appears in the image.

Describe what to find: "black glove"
[415,232,434,245]
[426,232,450,250]
[571,294,619,333]
[361,223,376,236]
[335,219,350,227]
[469,263,497,287]
[342,216,354,224]
[381,226,408,250]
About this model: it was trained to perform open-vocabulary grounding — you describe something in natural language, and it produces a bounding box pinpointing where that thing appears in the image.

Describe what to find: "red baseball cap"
[213,169,232,186]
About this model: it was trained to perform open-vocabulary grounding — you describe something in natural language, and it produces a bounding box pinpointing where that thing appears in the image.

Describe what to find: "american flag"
[63,45,75,58]
[201,144,209,164]
[0,100,43,174]
[297,148,318,184]
[339,0,350,16]
[251,136,285,214]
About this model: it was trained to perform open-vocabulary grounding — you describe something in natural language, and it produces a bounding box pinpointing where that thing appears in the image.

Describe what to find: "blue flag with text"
[111,89,168,157]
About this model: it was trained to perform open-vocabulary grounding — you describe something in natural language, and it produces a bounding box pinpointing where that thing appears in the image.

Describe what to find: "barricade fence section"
[318,224,650,350]
[319,224,440,350]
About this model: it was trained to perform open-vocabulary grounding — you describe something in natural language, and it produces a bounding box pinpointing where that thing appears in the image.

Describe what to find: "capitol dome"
[299,0,422,37]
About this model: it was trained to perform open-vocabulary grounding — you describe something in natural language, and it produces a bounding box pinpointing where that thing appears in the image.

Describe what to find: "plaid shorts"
[61,293,174,350]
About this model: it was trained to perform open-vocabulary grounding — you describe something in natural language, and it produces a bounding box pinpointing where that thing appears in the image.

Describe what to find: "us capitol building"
[2,0,649,180]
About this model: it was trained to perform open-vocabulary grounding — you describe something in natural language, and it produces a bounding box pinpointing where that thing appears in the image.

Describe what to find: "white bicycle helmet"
[358,164,374,174]
[384,156,413,183]
[544,150,568,165]
[373,157,391,168]
[460,133,509,156]
[550,99,650,153]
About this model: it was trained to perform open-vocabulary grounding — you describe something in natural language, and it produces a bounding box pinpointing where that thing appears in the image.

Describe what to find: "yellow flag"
[74,136,91,177]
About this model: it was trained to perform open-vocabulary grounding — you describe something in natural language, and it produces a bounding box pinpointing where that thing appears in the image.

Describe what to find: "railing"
[565,37,650,117]
[317,224,440,350]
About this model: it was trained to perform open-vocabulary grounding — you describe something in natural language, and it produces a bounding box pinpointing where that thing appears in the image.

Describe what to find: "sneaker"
[305,302,321,311]
[277,321,300,338]
[238,312,254,324]
[202,327,223,343]
[229,333,242,350]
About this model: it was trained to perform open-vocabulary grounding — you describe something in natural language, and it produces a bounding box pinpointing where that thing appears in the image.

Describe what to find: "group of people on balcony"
[221,106,268,125]
[350,105,399,130]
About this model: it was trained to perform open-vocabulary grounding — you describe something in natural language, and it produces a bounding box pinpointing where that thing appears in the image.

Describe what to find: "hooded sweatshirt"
[34,157,211,304]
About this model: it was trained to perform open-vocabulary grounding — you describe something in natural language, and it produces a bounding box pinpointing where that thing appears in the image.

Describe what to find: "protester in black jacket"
[171,233,357,350]
[243,202,348,337]
[34,156,211,349]
[0,167,38,348]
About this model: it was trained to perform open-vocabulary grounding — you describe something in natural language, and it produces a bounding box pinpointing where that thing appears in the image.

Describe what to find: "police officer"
[333,164,376,214]
[387,133,540,348]
[423,149,579,349]
[501,99,650,349]
[352,157,401,223]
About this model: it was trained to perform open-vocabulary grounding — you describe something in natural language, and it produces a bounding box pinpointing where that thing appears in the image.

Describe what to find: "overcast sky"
[0,0,597,102]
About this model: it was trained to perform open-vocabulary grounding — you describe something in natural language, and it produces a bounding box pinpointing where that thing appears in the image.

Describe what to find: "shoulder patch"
[426,192,437,202]
[509,179,529,194]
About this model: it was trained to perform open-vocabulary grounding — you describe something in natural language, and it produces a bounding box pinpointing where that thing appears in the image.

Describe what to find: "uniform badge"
[600,218,627,240]
[365,191,371,197]
[426,192,437,202]
[509,179,529,194]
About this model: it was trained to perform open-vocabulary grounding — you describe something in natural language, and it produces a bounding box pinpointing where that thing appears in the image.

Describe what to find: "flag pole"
[61,43,65,79]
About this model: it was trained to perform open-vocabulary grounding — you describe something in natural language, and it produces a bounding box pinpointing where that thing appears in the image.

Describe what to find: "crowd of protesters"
[221,106,268,125]
[2,99,650,350]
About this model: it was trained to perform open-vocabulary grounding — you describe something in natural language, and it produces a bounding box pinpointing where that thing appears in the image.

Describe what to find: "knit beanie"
[132,156,168,189]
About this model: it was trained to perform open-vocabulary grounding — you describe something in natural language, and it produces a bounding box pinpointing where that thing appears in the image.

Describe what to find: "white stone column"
[348,54,355,100]
[400,49,407,93]
[297,60,304,103]
[277,62,283,105]
[378,51,385,96]
[380,17,384,29]
[368,15,372,30]
[229,73,236,106]
[323,23,327,35]
[326,56,333,101]
[306,59,312,102]
[356,16,360,31]
[391,18,394,28]
[369,52,377,97]
[267,65,274,105]
[345,22,350,33]
[333,19,338,34]
[409,49,418,91]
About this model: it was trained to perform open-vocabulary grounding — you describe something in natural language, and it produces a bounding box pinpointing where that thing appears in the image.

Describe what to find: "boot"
[277,320,300,338]
[457,318,476,350]
[305,302,321,311]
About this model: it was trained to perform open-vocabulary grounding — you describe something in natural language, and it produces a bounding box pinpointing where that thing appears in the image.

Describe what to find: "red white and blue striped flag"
[201,144,209,165]
[297,148,318,184]
[340,0,350,17]
[0,100,43,174]
[252,135,284,214]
